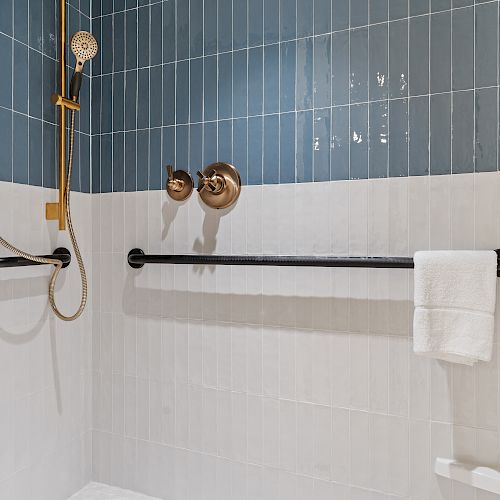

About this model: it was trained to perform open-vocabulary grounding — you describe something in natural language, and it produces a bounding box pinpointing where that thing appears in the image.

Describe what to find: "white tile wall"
[0,182,92,500]
[90,172,500,500]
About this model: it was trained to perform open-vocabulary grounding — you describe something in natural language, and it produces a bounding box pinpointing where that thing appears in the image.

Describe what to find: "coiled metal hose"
[0,110,87,321]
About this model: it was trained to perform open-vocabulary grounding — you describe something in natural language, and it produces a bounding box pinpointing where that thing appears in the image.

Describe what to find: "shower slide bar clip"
[0,248,71,269]
[128,249,500,275]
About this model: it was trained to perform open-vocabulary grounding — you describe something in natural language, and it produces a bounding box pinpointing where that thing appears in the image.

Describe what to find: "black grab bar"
[129,248,500,275]
[0,247,71,269]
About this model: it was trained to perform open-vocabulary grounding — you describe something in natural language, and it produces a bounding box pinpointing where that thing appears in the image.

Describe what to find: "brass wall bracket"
[196,163,241,209]
[51,93,81,111]
[165,165,194,201]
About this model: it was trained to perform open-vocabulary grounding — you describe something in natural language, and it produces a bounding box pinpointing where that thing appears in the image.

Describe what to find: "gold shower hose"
[0,110,87,321]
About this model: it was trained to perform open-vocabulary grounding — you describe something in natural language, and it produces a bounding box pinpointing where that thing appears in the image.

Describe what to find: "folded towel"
[413,251,498,365]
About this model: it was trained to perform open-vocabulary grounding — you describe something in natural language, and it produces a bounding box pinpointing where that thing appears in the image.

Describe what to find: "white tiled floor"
[69,483,161,500]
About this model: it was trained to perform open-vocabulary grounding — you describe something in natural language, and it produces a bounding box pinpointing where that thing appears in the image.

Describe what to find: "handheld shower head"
[69,31,98,101]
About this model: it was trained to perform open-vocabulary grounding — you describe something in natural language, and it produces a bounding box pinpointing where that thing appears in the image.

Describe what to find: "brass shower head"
[71,31,98,71]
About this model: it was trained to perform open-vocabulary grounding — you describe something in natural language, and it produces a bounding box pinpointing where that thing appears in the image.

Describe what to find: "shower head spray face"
[71,31,98,72]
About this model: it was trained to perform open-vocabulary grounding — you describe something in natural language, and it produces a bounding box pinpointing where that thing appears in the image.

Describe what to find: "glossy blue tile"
[13,114,28,185]
[138,5,150,67]
[101,134,113,192]
[162,126,175,185]
[409,96,429,176]
[163,0,176,62]
[190,58,203,124]
[101,74,113,133]
[409,16,429,96]
[331,106,349,180]
[190,0,204,57]
[264,44,280,114]
[150,4,163,65]
[28,49,42,119]
[369,23,388,101]
[219,0,233,52]
[432,0,451,12]
[249,0,263,45]
[369,101,389,178]
[280,42,296,113]
[218,120,233,164]
[203,121,217,166]
[350,28,368,104]
[125,9,137,69]
[234,0,248,49]
[452,7,473,91]
[163,63,175,126]
[29,118,42,186]
[176,0,189,60]
[351,0,368,28]
[453,0,473,6]
[136,130,149,190]
[149,128,162,190]
[176,125,189,169]
[314,0,331,35]
[332,0,349,31]
[233,118,248,185]
[475,88,497,172]
[263,114,279,184]
[113,12,125,72]
[331,31,349,106]
[102,15,113,72]
[371,0,388,23]
[296,38,313,110]
[113,73,125,131]
[0,108,11,182]
[92,76,102,135]
[280,0,296,41]
[297,0,313,37]
[150,66,163,128]
[389,20,408,99]
[14,0,28,44]
[410,0,429,15]
[430,93,451,175]
[313,35,331,109]
[0,34,11,109]
[42,56,56,124]
[203,56,218,121]
[42,0,56,58]
[248,116,263,184]
[313,108,331,182]
[71,133,80,192]
[389,0,408,20]
[452,91,474,173]
[93,17,102,76]
[233,50,248,118]
[296,111,313,182]
[190,123,203,173]
[218,53,233,119]
[102,0,113,16]
[430,12,451,94]
[176,61,189,124]
[92,136,101,193]
[28,0,42,50]
[80,134,90,193]
[280,113,295,183]
[13,41,28,114]
[264,0,280,44]
[248,47,263,115]
[350,104,368,179]
[388,98,408,177]
[125,131,137,191]
[475,3,498,88]
[113,132,125,192]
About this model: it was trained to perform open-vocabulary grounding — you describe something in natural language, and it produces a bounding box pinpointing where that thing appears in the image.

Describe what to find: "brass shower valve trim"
[196,163,241,209]
[165,165,194,201]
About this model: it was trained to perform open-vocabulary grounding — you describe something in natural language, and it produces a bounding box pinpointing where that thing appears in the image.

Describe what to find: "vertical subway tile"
[234,49,248,118]
[296,110,313,182]
[28,118,42,186]
[176,60,189,124]
[101,134,113,193]
[280,0,296,41]
[163,63,175,126]
[475,88,498,172]
[314,108,331,182]
[389,19,408,99]
[203,121,217,166]
[150,3,162,66]
[28,49,41,118]
[28,0,41,50]
[13,41,27,114]
[249,0,264,45]
[218,53,233,119]
[350,104,368,179]
[389,0,408,20]
[280,112,296,183]
[204,0,218,55]
[389,98,409,177]
[452,7,474,91]
[150,66,163,129]
[297,0,314,37]
[313,34,331,109]
[296,38,313,110]
[80,135,90,193]
[475,2,499,88]
[369,23,389,101]
[176,124,189,169]
[452,90,474,173]
[203,56,218,121]
[431,0,451,12]
[13,114,28,184]
[190,0,204,58]
[332,31,350,106]
[248,116,263,185]
[332,0,349,31]
[264,44,280,114]
[219,0,233,52]
[189,123,203,173]
[350,28,368,104]
[162,126,175,183]
[137,69,150,130]
[264,0,280,44]
[125,9,137,69]
[234,0,248,49]
[125,131,137,191]
[331,106,350,181]
[263,115,280,184]
[409,16,429,96]
[113,132,125,192]
[190,58,204,124]
[42,0,56,58]
[281,41,296,113]
[369,101,389,178]
[113,73,125,132]
[177,0,190,60]
[248,47,264,115]
[114,12,125,72]
[409,96,429,176]
[0,108,11,182]
[102,14,114,71]
[234,118,248,185]
[92,136,101,193]
[149,127,162,190]
[430,11,451,94]
[163,0,176,62]
[430,93,451,175]
[314,0,331,35]
[410,0,429,15]
[125,70,138,129]
[351,0,369,28]
[14,0,28,44]
[370,0,389,24]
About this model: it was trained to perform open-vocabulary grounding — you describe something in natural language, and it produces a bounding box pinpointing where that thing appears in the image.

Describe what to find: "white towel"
[413,251,498,365]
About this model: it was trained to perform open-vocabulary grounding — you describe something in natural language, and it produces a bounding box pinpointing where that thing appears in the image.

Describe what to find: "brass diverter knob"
[196,163,241,209]
[165,165,194,201]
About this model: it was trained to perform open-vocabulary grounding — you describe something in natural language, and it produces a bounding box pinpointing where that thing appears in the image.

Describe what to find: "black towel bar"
[128,248,500,275]
[0,247,71,269]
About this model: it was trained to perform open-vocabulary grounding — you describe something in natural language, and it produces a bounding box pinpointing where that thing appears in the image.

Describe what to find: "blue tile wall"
[90,0,500,192]
[0,0,91,192]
